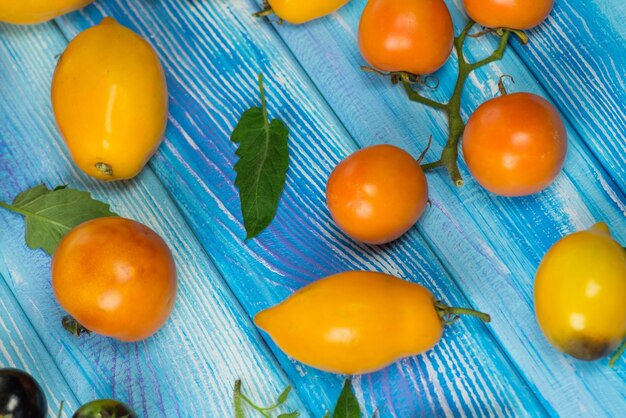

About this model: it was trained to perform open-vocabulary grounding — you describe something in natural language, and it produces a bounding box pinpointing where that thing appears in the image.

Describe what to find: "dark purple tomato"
[0,368,47,418]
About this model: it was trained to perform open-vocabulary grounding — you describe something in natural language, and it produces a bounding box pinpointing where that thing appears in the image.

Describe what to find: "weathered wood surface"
[0,0,624,416]
[0,21,307,418]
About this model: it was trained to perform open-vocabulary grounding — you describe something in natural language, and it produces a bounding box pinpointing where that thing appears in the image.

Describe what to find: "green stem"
[0,200,28,217]
[234,380,246,418]
[402,82,447,110]
[609,339,626,368]
[233,380,292,418]
[402,21,513,186]
[253,6,274,18]
[258,73,269,125]
[434,301,491,325]
[57,401,65,418]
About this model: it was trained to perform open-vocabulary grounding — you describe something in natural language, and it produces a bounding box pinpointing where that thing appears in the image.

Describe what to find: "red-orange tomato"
[359,0,454,75]
[463,0,554,30]
[326,145,428,244]
[462,93,567,197]
[52,217,177,342]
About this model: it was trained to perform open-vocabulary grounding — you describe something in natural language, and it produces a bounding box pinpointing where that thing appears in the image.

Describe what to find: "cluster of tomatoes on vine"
[255,0,626,374]
[268,0,564,245]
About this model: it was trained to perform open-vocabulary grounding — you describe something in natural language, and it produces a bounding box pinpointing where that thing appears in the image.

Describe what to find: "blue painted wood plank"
[53,1,554,417]
[510,0,625,192]
[241,0,626,416]
[0,272,80,417]
[0,21,308,418]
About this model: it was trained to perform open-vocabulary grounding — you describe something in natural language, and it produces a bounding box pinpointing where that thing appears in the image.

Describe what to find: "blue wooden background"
[0,0,624,416]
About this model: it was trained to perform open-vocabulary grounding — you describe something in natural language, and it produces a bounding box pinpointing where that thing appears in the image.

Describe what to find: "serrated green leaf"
[231,73,289,240]
[333,380,361,418]
[0,184,117,255]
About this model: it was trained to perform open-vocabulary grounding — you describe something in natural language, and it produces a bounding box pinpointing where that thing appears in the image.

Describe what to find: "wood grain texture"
[0,272,80,417]
[510,0,626,192]
[0,0,622,417]
[247,0,626,416]
[48,1,570,417]
[0,21,308,418]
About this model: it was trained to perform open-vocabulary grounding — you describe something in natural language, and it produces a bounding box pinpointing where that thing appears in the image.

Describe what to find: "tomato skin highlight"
[255,271,443,374]
[267,0,349,24]
[52,217,177,342]
[326,144,428,245]
[0,0,93,24]
[51,17,168,181]
[359,0,454,75]
[462,92,567,197]
[534,223,626,360]
[462,0,554,30]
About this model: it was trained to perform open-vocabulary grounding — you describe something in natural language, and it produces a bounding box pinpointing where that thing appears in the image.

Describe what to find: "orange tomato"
[359,0,454,75]
[462,93,567,196]
[462,0,554,30]
[52,217,177,342]
[326,145,428,245]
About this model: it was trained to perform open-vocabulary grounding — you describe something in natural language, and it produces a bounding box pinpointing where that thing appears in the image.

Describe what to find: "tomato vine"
[400,21,527,186]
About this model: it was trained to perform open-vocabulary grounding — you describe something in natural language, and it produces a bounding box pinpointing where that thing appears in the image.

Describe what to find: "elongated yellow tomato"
[535,223,626,361]
[255,271,490,374]
[0,0,93,24]
[52,17,168,180]
[265,0,350,24]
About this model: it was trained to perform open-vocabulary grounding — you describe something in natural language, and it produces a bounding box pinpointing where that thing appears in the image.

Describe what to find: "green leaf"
[276,385,292,405]
[231,73,289,240]
[277,413,300,418]
[323,413,331,418]
[333,380,361,418]
[0,184,117,255]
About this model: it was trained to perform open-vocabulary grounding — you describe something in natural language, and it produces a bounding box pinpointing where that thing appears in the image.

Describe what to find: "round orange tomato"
[462,92,567,197]
[359,0,454,75]
[326,144,428,244]
[52,217,177,342]
[462,0,554,30]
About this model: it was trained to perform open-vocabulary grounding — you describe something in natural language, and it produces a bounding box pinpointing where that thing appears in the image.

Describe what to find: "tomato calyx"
[360,66,440,89]
[434,300,491,326]
[468,27,529,45]
[62,315,92,337]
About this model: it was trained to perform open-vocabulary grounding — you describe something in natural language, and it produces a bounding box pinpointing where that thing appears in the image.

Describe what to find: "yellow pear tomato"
[262,0,350,24]
[255,271,490,374]
[51,17,168,181]
[0,0,93,24]
[534,223,626,362]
